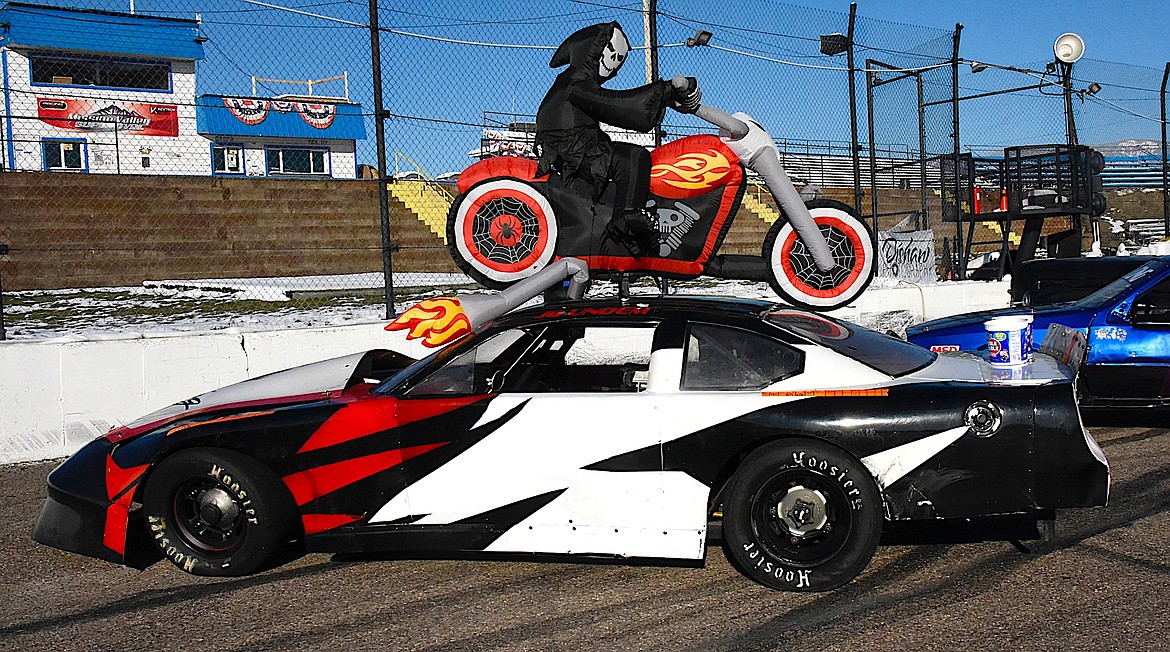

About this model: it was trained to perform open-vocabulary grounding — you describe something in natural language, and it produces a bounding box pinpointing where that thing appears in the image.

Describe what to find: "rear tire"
[448,179,558,290]
[722,439,882,591]
[142,447,296,577]
[763,199,875,311]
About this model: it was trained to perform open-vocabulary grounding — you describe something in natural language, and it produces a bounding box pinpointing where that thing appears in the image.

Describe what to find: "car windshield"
[372,332,475,395]
[1071,260,1168,308]
[764,309,935,377]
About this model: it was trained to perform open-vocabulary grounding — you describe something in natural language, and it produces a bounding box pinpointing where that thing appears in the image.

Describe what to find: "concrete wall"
[0,321,432,464]
[0,280,1012,465]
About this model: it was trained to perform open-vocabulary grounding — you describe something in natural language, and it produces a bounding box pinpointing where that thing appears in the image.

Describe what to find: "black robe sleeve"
[567,79,672,133]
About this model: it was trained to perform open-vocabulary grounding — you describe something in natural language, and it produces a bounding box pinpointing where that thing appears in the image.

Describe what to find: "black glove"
[671,77,701,114]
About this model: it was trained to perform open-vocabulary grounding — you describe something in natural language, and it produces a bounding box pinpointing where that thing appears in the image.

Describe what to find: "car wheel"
[722,439,882,591]
[142,447,297,577]
[763,199,875,311]
[448,178,558,290]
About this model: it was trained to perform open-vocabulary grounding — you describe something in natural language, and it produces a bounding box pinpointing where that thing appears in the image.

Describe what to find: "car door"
[1083,272,1170,406]
[372,319,706,560]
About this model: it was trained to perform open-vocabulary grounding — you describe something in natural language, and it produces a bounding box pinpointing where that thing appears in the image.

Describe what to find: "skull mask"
[598,27,630,80]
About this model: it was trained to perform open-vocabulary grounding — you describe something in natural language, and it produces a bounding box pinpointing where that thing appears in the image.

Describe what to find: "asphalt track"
[2,421,1169,651]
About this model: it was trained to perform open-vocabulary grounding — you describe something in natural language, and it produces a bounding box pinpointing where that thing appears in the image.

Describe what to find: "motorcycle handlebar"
[671,75,749,139]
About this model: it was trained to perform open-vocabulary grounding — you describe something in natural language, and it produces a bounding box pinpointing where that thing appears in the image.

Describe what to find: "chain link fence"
[1,0,1167,339]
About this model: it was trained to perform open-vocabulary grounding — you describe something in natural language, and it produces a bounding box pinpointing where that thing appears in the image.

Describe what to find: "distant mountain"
[1091,139,1162,157]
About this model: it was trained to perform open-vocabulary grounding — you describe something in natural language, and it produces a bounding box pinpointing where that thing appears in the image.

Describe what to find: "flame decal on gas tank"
[651,148,733,194]
[386,297,472,348]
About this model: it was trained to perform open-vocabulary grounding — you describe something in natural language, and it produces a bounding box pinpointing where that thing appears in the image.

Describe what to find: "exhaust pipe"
[386,258,590,348]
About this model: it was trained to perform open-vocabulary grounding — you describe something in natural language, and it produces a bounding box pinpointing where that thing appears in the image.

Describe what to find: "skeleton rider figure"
[535,21,701,256]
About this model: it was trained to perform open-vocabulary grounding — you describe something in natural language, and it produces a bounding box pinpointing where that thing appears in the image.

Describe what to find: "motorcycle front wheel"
[762,199,875,311]
[448,178,558,290]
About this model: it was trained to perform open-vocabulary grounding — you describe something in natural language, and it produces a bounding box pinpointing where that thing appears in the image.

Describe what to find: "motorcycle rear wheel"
[448,179,558,290]
[763,199,875,311]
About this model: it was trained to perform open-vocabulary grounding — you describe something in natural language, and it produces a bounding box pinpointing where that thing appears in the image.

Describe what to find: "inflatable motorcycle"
[446,77,875,311]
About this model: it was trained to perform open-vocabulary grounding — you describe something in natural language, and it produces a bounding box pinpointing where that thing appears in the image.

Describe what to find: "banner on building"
[221,97,337,129]
[877,229,936,283]
[37,98,179,137]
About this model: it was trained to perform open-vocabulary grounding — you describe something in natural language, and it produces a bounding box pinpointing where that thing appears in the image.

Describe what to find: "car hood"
[107,349,416,441]
[907,303,1094,339]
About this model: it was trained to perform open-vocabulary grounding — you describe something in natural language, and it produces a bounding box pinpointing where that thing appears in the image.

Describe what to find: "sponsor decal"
[1094,326,1128,342]
[386,297,472,348]
[929,344,961,352]
[223,97,270,125]
[37,98,178,137]
[535,306,652,319]
[762,389,889,397]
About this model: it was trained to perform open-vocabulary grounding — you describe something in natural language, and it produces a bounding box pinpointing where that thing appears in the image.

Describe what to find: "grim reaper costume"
[535,21,700,256]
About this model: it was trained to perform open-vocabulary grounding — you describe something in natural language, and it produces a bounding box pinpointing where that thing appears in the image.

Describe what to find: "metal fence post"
[846,2,862,219]
[950,24,963,277]
[1161,61,1169,235]
[0,242,8,341]
[368,0,395,319]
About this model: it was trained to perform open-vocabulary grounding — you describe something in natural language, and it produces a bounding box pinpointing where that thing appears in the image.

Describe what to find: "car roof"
[498,295,783,326]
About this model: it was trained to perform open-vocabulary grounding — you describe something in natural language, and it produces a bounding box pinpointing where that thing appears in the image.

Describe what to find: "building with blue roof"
[1,2,364,178]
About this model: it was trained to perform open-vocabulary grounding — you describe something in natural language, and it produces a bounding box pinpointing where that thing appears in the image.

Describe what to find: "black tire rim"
[173,478,246,554]
[749,468,853,567]
[786,224,859,291]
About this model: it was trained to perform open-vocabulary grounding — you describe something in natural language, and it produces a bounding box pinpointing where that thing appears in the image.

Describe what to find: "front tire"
[722,439,882,592]
[448,178,558,290]
[142,447,297,577]
[763,199,875,311]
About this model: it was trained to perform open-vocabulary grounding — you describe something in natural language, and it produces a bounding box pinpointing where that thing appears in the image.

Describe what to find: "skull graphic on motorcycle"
[648,199,700,257]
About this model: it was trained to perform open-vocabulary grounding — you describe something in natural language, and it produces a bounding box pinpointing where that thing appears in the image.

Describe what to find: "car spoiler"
[1037,323,1088,370]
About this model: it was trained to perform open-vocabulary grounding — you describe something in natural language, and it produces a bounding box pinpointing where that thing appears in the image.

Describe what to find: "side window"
[405,328,537,396]
[1132,277,1170,326]
[682,323,803,391]
[504,323,656,393]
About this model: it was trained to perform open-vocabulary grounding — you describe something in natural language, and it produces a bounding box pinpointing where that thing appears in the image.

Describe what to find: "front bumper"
[30,438,160,569]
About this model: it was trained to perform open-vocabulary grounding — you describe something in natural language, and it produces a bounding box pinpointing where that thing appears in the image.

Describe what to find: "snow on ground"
[2,272,927,342]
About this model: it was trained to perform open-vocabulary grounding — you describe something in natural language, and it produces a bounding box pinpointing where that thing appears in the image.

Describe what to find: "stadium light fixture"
[686,30,712,48]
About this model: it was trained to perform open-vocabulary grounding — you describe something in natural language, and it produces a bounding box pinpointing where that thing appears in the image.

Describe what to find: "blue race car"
[907,257,1170,409]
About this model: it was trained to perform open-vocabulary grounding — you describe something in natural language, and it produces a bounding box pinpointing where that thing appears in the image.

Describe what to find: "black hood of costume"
[549,21,622,83]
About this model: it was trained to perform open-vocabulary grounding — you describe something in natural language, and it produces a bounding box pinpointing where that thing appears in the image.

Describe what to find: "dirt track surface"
[3,424,1169,652]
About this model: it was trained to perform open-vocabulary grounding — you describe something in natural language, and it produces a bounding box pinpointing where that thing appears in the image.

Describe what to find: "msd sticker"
[930,344,960,352]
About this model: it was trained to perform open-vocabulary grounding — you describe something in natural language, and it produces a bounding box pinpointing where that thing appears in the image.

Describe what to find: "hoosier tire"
[142,447,297,577]
[722,439,882,592]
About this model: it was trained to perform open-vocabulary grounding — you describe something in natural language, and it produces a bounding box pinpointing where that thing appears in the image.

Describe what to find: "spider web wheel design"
[470,196,541,265]
[786,224,858,290]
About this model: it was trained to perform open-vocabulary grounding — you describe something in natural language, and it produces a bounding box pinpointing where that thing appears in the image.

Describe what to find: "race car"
[33,295,1109,592]
[909,257,1170,409]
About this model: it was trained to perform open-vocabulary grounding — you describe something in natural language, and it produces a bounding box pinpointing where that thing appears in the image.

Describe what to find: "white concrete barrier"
[0,280,1010,465]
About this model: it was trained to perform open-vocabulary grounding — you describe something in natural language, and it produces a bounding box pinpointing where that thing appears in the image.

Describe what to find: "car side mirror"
[1106,299,1132,325]
[486,370,505,393]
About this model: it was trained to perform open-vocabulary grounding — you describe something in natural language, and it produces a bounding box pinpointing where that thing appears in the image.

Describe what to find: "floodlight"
[968,61,988,73]
[1053,33,1085,63]
[686,30,712,48]
[1086,82,1102,96]
[819,32,849,56]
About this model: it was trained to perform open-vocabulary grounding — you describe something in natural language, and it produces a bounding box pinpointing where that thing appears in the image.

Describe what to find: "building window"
[31,54,171,92]
[266,147,329,176]
[43,139,87,172]
[212,144,244,175]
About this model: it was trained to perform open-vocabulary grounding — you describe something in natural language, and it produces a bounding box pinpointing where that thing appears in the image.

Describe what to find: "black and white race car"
[33,296,1109,591]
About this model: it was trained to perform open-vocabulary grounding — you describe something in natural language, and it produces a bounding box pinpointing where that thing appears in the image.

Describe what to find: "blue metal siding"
[0,3,204,60]
[196,95,367,141]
